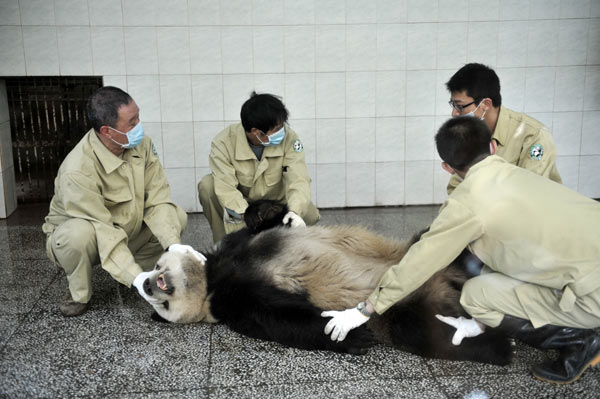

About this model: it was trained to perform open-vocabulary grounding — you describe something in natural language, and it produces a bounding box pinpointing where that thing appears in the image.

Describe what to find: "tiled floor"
[1,204,599,398]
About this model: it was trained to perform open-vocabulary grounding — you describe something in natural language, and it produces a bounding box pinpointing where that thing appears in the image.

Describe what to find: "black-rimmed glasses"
[448,100,480,112]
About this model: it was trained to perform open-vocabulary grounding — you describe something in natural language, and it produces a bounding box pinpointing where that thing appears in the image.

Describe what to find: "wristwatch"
[356,301,373,317]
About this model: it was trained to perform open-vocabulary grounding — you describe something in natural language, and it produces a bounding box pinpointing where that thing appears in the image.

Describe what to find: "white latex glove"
[435,314,485,345]
[168,244,207,263]
[282,211,306,228]
[321,307,369,342]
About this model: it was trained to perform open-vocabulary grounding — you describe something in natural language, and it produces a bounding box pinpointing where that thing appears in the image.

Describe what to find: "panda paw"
[338,326,377,355]
[244,200,289,233]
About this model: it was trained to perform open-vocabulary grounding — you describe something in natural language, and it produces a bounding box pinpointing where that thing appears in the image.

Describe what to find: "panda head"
[133,250,217,324]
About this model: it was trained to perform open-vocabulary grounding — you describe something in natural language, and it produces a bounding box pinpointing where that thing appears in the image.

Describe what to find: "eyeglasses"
[448,99,480,112]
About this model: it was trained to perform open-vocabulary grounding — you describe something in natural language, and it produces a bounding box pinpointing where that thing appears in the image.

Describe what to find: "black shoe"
[494,315,600,384]
[59,291,89,317]
[532,330,600,384]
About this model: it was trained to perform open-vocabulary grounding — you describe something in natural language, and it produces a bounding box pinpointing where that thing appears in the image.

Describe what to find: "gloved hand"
[282,211,306,228]
[168,243,207,263]
[321,307,370,342]
[435,314,485,345]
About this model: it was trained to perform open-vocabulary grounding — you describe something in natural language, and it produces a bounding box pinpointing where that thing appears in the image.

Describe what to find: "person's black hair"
[435,116,493,171]
[240,91,289,133]
[446,63,502,107]
[86,86,133,133]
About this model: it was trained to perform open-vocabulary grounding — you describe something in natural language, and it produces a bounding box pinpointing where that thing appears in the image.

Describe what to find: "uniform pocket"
[236,173,254,188]
[264,172,282,187]
[103,189,133,207]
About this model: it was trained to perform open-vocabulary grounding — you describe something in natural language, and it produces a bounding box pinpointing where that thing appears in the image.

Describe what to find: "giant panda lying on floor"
[134,201,512,365]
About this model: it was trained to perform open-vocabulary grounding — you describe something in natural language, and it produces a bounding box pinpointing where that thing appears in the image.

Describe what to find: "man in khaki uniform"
[43,87,187,317]
[199,92,319,242]
[321,117,600,385]
[445,63,561,194]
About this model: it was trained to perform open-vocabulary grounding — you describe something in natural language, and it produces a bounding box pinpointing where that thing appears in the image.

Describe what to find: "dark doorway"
[5,76,102,204]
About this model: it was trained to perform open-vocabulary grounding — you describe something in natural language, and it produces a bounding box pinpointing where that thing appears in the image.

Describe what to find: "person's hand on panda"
[283,211,306,228]
[321,300,374,342]
[168,243,207,263]
[435,314,485,345]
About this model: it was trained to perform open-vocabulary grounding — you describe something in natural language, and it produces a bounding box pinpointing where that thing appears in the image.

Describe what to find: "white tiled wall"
[0,0,599,212]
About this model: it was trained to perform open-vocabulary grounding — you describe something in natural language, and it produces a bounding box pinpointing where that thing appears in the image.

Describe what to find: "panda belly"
[253,226,398,310]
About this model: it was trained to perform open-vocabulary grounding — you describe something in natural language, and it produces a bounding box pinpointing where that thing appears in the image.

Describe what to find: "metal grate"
[5,76,102,203]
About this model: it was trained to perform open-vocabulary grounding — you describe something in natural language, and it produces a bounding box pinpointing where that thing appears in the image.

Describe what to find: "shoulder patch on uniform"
[529,144,544,160]
[151,142,159,157]
[292,139,303,153]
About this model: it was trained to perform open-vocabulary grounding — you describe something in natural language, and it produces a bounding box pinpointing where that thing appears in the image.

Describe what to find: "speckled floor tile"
[209,324,430,387]
[2,225,49,262]
[181,213,215,251]
[435,371,600,399]
[1,204,599,398]
[0,259,60,315]
[0,314,21,347]
[208,377,446,399]
[0,310,212,398]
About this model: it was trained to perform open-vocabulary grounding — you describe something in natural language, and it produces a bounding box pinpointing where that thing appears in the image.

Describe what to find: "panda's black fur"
[197,200,512,365]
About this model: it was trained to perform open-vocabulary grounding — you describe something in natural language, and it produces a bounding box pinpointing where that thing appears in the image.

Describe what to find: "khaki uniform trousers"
[46,210,187,304]
[198,174,320,243]
[460,269,600,329]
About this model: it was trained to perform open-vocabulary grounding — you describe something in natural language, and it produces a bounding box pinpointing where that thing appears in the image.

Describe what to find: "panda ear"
[151,311,170,323]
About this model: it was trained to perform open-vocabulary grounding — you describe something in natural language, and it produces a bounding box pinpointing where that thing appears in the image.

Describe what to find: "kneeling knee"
[198,175,214,199]
[460,277,487,311]
[51,219,96,259]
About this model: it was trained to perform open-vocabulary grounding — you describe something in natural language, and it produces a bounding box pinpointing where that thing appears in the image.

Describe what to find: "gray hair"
[86,86,132,132]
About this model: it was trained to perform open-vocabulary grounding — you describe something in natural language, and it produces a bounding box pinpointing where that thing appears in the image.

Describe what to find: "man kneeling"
[322,116,600,384]
[43,87,187,317]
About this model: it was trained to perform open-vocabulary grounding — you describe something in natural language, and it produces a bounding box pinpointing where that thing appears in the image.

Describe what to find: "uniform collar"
[492,105,510,147]
[89,129,127,174]
[465,154,506,179]
[234,124,284,161]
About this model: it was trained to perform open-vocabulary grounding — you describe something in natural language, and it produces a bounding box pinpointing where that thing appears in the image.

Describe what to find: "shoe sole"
[533,351,600,385]
[59,303,89,317]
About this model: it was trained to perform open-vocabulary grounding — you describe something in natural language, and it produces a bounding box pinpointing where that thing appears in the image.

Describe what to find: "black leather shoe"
[59,291,89,317]
[532,330,600,384]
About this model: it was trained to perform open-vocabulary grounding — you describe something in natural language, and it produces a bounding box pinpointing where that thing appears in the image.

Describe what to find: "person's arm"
[519,126,562,184]
[142,138,185,249]
[59,171,141,286]
[281,130,312,219]
[322,199,484,341]
[209,140,249,216]
[367,200,483,314]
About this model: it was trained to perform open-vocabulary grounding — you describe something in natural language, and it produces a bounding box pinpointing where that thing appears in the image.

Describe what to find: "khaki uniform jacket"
[447,106,562,194]
[369,156,600,326]
[209,123,312,217]
[43,129,185,286]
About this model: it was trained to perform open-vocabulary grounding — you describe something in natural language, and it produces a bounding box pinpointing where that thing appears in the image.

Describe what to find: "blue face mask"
[464,102,487,120]
[108,121,145,149]
[257,126,286,147]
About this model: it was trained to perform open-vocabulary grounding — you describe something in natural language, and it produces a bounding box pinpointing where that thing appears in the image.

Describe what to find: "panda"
[134,200,512,365]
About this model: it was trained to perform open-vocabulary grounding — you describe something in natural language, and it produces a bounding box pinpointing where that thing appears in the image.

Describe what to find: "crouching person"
[42,86,187,317]
[198,92,319,243]
[322,116,600,384]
